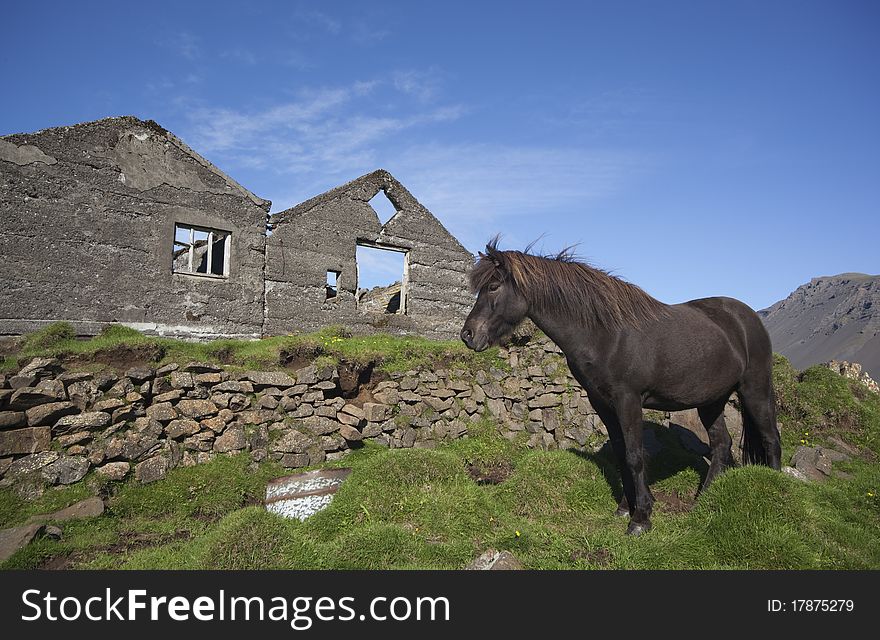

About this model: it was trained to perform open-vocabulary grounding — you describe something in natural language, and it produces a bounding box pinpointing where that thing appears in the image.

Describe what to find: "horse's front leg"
[614,394,654,535]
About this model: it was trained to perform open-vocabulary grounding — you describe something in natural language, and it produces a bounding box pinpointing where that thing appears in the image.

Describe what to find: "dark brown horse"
[460,239,781,535]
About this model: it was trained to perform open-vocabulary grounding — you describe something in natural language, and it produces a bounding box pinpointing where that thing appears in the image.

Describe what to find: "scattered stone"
[95,461,131,481]
[213,426,247,453]
[0,523,44,562]
[19,357,63,378]
[41,456,90,485]
[135,456,170,484]
[146,402,178,423]
[53,411,111,434]
[782,466,810,482]
[5,451,59,477]
[0,411,27,429]
[124,366,155,384]
[183,362,222,374]
[213,380,254,394]
[272,430,314,453]
[28,497,105,524]
[339,424,363,441]
[176,399,218,420]
[465,549,524,570]
[246,371,297,388]
[0,426,52,456]
[156,363,180,376]
[165,418,201,439]
[295,366,319,385]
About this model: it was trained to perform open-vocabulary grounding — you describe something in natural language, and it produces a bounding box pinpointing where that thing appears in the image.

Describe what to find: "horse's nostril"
[461,328,472,342]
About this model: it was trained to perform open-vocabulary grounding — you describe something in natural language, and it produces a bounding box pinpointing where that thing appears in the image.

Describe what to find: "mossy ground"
[1,325,878,570]
[0,322,503,375]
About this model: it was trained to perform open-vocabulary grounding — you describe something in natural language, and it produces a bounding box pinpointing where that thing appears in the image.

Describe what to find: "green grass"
[2,410,877,570]
[2,337,878,570]
[6,323,503,374]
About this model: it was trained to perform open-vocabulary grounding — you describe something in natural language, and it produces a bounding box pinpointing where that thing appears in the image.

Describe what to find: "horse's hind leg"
[738,365,782,470]
[697,397,735,491]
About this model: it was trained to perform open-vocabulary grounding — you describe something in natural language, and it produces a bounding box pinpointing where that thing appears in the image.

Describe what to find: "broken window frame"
[326,270,340,300]
[355,241,409,316]
[172,223,231,278]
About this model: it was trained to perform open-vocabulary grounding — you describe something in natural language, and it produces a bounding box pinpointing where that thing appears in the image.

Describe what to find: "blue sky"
[2,1,878,307]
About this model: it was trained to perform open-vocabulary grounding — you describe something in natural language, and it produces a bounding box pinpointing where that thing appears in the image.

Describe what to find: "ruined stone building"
[0,117,474,340]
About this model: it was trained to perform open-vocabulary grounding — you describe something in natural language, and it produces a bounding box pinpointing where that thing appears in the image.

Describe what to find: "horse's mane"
[469,238,667,331]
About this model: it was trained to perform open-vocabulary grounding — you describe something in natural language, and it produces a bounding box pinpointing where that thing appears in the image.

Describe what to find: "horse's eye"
[488,282,500,292]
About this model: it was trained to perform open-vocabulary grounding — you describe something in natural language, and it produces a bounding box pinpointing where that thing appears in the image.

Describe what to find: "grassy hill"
[1,325,878,570]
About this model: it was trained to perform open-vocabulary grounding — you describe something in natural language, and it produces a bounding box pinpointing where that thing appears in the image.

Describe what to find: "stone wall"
[0,336,612,499]
[264,170,474,340]
[0,117,271,339]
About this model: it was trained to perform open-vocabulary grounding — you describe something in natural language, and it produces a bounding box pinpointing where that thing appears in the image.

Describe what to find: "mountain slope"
[760,273,880,379]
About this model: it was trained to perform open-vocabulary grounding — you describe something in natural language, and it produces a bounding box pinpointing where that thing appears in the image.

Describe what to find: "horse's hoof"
[614,507,630,518]
[626,521,652,536]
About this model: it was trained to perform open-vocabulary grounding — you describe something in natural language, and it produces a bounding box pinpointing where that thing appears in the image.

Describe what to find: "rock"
[41,456,90,485]
[19,357,63,377]
[153,390,183,404]
[28,497,105,524]
[52,411,111,434]
[246,371,297,388]
[791,445,850,481]
[145,402,178,423]
[135,456,170,484]
[156,363,180,376]
[56,430,92,448]
[124,366,155,384]
[9,385,64,410]
[170,372,195,389]
[782,466,810,482]
[26,401,79,427]
[213,380,254,394]
[165,418,201,439]
[465,549,524,570]
[257,395,279,410]
[339,424,363,441]
[93,398,126,413]
[337,411,365,427]
[67,380,101,410]
[176,399,218,420]
[194,373,223,386]
[0,426,52,456]
[9,374,38,390]
[362,402,389,422]
[5,451,59,477]
[301,416,340,436]
[95,461,131,481]
[92,371,118,392]
[528,394,561,408]
[295,365,319,385]
[272,430,314,453]
[213,426,247,453]
[0,523,44,562]
[0,411,27,429]
[183,362,222,374]
[200,416,227,434]
[280,453,310,468]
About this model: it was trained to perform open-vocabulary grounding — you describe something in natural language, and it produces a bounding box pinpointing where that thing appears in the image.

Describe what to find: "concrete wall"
[1,119,473,341]
[264,170,474,340]
[0,117,271,339]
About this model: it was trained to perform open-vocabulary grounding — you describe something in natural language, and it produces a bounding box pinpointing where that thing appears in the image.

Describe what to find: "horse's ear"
[485,243,506,270]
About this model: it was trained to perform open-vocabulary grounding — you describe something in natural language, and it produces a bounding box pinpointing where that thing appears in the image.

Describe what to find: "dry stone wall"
[0,337,613,499]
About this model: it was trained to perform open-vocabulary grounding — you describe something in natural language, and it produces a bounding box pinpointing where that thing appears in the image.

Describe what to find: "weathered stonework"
[1,117,473,341]
[0,117,270,340]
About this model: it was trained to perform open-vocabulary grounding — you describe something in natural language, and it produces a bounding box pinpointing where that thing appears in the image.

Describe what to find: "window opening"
[356,244,407,314]
[173,223,230,277]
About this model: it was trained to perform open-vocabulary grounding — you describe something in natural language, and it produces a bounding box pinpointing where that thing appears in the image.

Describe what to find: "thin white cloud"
[393,68,445,102]
[158,31,202,60]
[395,143,649,252]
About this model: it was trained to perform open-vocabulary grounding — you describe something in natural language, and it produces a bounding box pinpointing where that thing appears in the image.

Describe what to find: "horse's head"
[460,242,529,352]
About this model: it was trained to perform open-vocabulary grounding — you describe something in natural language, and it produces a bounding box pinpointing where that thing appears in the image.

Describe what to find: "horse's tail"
[738,385,776,465]
[740,412,766,464]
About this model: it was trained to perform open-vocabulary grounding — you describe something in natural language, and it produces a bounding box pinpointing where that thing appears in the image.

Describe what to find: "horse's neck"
[527,308,612,362]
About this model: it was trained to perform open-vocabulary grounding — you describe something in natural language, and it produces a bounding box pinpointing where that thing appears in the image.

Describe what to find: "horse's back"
[679,296,772,367]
